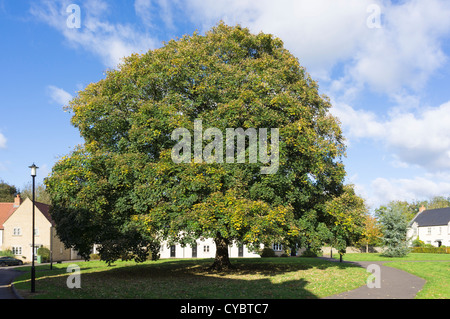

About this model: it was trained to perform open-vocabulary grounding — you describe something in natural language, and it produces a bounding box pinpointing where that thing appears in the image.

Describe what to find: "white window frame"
[13,227,21,236]
[272,243,283,251]
[12,246,22,255]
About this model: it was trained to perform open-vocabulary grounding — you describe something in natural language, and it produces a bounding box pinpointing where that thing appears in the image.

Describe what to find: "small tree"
[376,205,410,257]
[324,185,367,261]
[358,214,382,252]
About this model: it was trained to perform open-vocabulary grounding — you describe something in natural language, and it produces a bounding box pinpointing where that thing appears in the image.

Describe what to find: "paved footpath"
[321,258,427,299]
[0,268,24,299]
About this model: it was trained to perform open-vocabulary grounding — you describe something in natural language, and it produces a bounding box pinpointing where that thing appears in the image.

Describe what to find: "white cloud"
[332,100,450,173]
[185,0,450,94]
[330,102,385,140]
[30,0,450,91]
[31,0,158,68]
[0,132,6,149]
[386,101,450,171]
[47,85,73,106]
[185,0,374,79]
[348,0,450,94]
[371,176,450,206]
[135,0,179,30]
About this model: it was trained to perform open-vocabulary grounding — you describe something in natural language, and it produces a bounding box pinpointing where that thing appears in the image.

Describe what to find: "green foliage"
[19,182,52,205]
[376,205,410,257]
[259,247,276,257]
[382,196,450,223]
[0,249,14,257]
[411,246,450,254]
[37,247,51,262]
[412,237,425,247]
[301,249,322,257]
[0,180,17,202]
[90,253,101,260]
[324,184,367,257]
[45,23,347,267]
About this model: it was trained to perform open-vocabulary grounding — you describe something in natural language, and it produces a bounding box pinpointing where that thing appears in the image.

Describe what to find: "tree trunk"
[209,235,233,271]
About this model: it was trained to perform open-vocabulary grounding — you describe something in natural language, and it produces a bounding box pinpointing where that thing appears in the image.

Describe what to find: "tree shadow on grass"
[15,257,367,299]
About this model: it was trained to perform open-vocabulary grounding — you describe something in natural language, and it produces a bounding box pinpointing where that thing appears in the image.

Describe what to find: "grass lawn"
[13,257,369,299]
[335,253,450,299]
[387,262,449,299]
[336,252,450,262]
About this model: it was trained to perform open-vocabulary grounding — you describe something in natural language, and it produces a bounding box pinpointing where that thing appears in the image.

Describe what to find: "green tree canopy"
[46,23,347,269]
[0,180,17,202]
[324,184,367,260]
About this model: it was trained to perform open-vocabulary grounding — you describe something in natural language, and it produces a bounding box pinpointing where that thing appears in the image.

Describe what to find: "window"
[272,243,283,251]
[438,227,442,235]
[203,245,210,253]
[12,246,22,255]
[427,227,432,235]
[34,228,39,236]
[13,228,21,236]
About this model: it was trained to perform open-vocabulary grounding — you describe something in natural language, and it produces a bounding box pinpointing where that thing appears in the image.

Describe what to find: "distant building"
[0,194,80,262]
[159,238,262,259]
[407,205,450,247]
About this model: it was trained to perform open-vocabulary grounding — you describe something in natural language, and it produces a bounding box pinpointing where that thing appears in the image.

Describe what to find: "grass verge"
[386,262,449,299]
[334,253,450,299]
[13,257,368,299]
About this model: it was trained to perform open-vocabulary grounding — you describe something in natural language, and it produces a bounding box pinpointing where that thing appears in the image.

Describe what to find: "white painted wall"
[408,222,450,247]
[159,238,261,259]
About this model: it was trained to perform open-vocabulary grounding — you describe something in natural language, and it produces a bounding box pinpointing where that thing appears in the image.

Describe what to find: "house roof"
[0,198,54,229]
[34,201,54,226]
[412,207,450,227]
[0,203,18,230]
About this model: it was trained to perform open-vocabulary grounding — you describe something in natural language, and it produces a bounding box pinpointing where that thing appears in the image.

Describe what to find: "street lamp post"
[29,163,38,293]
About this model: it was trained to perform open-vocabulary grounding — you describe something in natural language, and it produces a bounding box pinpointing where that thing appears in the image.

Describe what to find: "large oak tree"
[46,23,348,269]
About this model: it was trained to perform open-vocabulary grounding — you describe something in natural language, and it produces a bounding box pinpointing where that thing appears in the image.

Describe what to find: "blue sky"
[1,0,450,210]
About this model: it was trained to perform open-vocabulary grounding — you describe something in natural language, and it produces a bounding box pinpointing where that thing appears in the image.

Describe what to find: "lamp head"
[29,163,38,177]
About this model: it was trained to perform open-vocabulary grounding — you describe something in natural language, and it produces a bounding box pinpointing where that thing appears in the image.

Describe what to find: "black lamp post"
[29,163,38,293]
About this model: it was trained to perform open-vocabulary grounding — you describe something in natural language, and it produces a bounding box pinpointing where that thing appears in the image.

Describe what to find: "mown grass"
[337,253,450,262]
[386,262,450,299]
[13,257,369,299]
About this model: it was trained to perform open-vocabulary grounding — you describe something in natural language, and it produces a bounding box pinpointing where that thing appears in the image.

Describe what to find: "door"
[238,245,244,257]
[31,245,39,261]
[192,243,197,258]
[170,245,176,258]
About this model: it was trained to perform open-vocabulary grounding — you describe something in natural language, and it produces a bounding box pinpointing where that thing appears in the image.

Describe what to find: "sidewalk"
[320,257,426,299]
[0,268,24,299]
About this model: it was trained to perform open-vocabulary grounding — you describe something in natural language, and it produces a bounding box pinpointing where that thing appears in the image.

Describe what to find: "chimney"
[13,194,22,208]
[419,205,426,213]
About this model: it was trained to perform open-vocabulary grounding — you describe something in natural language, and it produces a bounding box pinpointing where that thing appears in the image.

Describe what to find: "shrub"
[0,249,14,257]
[37,247,51,262]
[411,246,450,254]
[90,253,101,260]
[412,237,425,247]
[260,247,276,257]
[301,249,322,257]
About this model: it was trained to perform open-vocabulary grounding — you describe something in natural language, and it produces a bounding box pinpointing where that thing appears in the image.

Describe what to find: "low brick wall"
[321,246,384,256]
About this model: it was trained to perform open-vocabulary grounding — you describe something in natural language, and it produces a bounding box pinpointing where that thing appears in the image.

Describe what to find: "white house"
[408,206,450,247]
[159,238,261,259]
[157,239,301,259]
